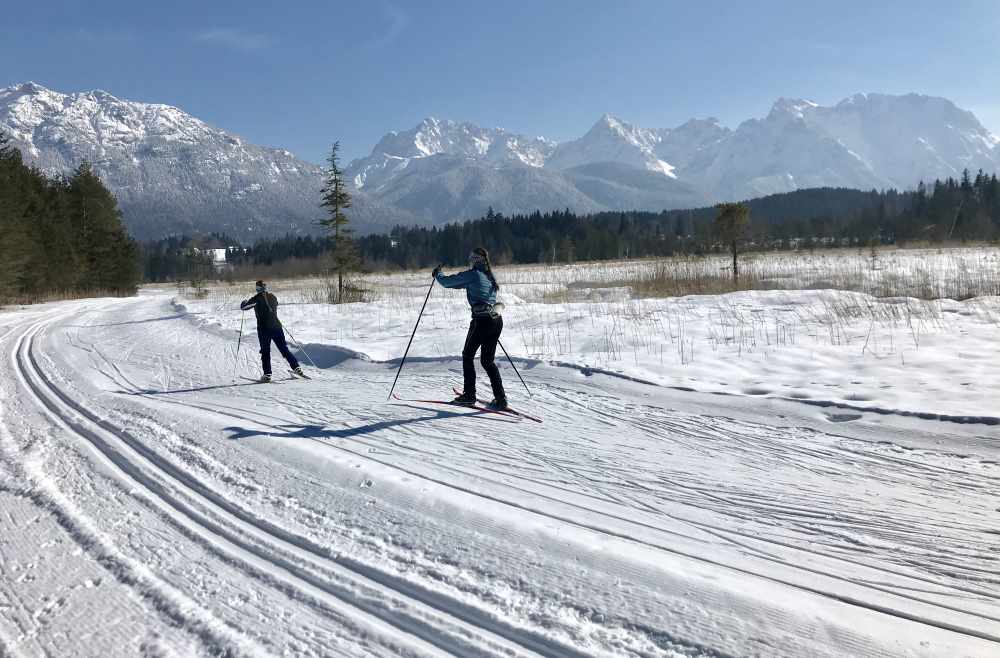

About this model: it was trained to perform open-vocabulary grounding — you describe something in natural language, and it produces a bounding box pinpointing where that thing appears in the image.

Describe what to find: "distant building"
[190,246,235,272]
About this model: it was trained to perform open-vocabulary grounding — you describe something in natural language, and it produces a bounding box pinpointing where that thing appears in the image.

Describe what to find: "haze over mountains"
[1,82,997,240]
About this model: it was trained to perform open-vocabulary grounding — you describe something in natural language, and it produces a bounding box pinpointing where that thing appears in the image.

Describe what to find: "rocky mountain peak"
[2,84,997,240]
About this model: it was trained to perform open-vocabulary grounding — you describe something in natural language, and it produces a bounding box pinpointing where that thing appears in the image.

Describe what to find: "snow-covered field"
[2,249,999,657]
[186,247,1000,422]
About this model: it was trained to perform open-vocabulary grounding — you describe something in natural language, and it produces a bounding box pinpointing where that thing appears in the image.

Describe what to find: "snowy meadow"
[179,246,1000,422]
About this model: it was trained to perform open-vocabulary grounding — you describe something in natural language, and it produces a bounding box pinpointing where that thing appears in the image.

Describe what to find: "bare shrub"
[319,276,373,304]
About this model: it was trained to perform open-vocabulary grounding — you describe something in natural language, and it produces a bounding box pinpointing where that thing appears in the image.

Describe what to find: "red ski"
[390,393,522,420]
[453,388,542,423]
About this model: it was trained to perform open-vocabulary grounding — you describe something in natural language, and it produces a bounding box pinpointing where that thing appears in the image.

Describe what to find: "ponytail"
[485,266,499,293]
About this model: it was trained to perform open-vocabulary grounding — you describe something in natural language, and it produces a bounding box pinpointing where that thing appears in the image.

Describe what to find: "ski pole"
[233,310,245,381]
[498,339,531,397]
[388,276,436,400]
[283,323,319,370]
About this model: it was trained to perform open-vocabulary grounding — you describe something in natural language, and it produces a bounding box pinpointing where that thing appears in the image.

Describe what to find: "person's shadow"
[119,381,261,396]
[224,403,513,442]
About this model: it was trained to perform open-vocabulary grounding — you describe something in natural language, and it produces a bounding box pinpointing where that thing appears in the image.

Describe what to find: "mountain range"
[1,82,997,240]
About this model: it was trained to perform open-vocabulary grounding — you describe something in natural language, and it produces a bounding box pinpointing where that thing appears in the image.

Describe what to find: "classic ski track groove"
[6,311,272,658]
[278,384,1000,609]
[122,349,1000,643]
[13,311,595,658]
[308,431,1000,639]
[88,323,1000,642]
[14,298,1000,655]
[288,382,1000,636]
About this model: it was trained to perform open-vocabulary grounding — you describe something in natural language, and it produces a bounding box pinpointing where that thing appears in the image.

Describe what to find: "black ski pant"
[462,315,505,401]
[258,326,299,375]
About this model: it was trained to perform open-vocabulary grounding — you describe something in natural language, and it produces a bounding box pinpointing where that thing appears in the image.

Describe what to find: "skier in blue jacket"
[434,247,507,410]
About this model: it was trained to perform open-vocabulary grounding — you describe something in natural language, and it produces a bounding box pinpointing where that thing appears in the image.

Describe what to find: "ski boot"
[486,398,509,411]
[292,366,305,377]
[259,373,272,383]
[451,391,477,406]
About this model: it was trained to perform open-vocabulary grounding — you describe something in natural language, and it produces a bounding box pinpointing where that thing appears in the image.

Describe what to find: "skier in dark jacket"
[434,247,507,410]
[240,280,303,382]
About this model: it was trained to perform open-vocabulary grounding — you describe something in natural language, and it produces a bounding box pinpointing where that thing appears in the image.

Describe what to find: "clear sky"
[4,0,999,164]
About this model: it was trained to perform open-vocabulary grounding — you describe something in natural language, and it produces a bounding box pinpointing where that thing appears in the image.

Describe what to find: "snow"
[1,260,998,655]
[546,114,680,179]
[652,158,677,178]
[346,117,557,190]
[771,98,820,119]
[184,252,1000,423]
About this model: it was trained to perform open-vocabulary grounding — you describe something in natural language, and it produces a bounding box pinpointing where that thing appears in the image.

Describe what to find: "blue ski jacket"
[435,266,497,308]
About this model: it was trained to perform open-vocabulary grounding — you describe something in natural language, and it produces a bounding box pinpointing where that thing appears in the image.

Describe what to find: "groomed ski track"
[0,294,997,657]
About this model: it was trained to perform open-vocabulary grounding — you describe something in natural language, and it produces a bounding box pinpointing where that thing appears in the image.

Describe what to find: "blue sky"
[4,0,999,164]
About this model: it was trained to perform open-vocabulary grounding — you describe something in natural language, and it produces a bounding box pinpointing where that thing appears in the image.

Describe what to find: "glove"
[432,265,442,278]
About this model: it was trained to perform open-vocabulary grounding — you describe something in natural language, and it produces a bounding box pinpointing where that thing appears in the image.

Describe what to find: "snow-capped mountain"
[654,118,731,170]
[2,82,997,240]
[682,94,1000,200]
[680,98,886,200]
[344,113,706,221]
[350,94,999,222]
[546,114,676,177]
[796,93,1000,188]
[345,117,556,192]
[1,82,315,238]
[0,82,413,239]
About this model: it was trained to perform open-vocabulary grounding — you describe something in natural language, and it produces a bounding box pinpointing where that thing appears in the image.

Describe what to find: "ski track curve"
[10,311,598,658]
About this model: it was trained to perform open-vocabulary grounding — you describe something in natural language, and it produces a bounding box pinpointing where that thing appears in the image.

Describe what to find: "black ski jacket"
[240,292,282,331]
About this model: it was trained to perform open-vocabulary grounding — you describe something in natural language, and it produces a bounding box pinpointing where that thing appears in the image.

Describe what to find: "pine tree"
[0,131,17,162]
[0,134,139,300]
[319,141,358,302]
[0,132,39,298]
[67,162,139,293]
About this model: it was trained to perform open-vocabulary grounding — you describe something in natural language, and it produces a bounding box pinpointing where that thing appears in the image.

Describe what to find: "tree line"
[359,172,998,269]
[0,132,140,302]
[139,169,1000,281]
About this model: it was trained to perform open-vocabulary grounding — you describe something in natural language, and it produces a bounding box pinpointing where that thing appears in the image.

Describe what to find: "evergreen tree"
[0,133,41,297]
[0,135,138,300]
[319,141,358,302]
[0,131,18,162]
[713,202,750,282]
